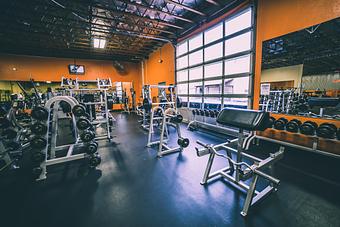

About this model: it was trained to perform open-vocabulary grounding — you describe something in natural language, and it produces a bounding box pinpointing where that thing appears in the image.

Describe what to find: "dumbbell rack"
[62,78,114,142]
[140,84,178,131]
[0,105,30,172]
[255,131,340,158]
[256,116,340,159]
[33,96,93,181]
[259,89,297,113]
[187,108,240,137]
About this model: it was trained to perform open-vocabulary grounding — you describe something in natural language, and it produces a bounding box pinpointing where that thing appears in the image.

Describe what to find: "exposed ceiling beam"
[80,4,184,29]
[163,0,206,16]
[0,28,151,57]
[205,0,219,6]
[111,0,194,23]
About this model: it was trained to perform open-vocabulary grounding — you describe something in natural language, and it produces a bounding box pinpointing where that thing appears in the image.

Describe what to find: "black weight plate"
[31,106,48,121]
[31,122,48,135]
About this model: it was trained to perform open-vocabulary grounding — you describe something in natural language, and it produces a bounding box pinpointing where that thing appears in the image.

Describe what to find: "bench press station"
[195,108,284,216]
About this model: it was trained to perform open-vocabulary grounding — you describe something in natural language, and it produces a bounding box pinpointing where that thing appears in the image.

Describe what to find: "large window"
[176,6,254,109]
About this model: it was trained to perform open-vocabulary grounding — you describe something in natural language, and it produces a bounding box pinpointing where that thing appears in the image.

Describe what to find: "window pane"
[177,83,188,95]
[204,80,222,95]
[205,23,223,44]
[225,8,252,36]
[205,61,223,79]
[225,54,251,75]
[204,97,222,105]
[189,81,203,95]
[189,97,202,103]
[177,55,188,70]
[223,98,248,108]
[189,33,203,51]
[177,70,188,82]
[189,50,203,66]
[189,66,203,80]
[204,42,223,62]
[176,41,188,56]
[178,96,188,107]
[224,76,249,94]
[225,31,251,56]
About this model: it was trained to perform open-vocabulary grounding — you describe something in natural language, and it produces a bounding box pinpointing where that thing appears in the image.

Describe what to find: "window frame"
[175,5,255,109]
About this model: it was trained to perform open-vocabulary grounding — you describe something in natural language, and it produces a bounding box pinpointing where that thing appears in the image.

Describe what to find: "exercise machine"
[195,108,284,216]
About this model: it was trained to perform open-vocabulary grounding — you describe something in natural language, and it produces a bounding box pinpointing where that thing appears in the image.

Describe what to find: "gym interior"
[0,0,339,226]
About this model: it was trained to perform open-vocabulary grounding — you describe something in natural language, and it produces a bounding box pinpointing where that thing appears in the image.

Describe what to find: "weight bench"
[195,107,284,216]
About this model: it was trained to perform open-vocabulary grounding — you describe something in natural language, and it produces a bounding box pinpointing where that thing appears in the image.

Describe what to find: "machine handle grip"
[196,140,208,148]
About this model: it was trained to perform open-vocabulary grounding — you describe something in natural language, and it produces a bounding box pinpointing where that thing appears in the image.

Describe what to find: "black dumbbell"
[85,141,98,155]
[0,117,11,128]
[198,109,204,116]
[59,101,71,113]
[80,130,95,142]
[2,128,17,139]
[31,122,48,135]
[31,106,48,121]
[204,110,210,117]
[177,137,190,148]
[286,119,302,133]
[171,114,183,124]
[192,109,196,115]
[273,118,288,130]
[300,121,318,135]
[32,167,43,178]
[88,154,101,168]
[316,123,337,139]
[31,136,47,149]
[72,104,86,117]
[76,117,91,130]
[267,117,276,128]
[214,110,219,118]
[0,106,7,117]
[6,141,20,151]
[209,110,215,118]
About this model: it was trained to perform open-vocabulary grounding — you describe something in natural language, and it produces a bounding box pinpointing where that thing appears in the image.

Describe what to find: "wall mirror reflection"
[260,17,340,120]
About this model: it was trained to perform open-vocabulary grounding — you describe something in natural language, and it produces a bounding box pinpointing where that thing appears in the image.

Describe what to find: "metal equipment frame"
[196,131,284,216]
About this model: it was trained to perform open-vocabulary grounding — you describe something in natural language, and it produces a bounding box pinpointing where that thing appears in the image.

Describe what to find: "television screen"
[68,64,85,74]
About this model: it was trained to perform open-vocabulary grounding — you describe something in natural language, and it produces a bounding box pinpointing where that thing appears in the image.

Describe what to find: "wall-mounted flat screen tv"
[68,64,85,74]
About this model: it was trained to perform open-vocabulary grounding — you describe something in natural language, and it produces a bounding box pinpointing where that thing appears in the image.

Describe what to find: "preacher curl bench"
[195,108,284,216]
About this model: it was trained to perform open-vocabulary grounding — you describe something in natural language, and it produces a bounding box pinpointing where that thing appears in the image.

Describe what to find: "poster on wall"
[260,83,271,95]
[68,64,85,74]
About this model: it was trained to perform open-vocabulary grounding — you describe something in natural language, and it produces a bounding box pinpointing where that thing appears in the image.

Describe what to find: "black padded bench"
[217,108,270,131]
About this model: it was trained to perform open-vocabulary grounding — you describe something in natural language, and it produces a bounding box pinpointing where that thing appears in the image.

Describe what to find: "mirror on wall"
[260,17,340,119]
[0,80,135,106]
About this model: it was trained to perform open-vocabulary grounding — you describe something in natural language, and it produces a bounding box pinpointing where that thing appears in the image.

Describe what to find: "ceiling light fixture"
[93,38,106,49]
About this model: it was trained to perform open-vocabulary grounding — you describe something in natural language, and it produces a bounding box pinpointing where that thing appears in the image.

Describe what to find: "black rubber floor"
[1,113,340,227]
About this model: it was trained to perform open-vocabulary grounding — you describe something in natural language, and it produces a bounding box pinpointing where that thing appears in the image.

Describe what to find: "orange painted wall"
[143,43,175,98]
[0,54,142,98]
[144,43,175,85]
